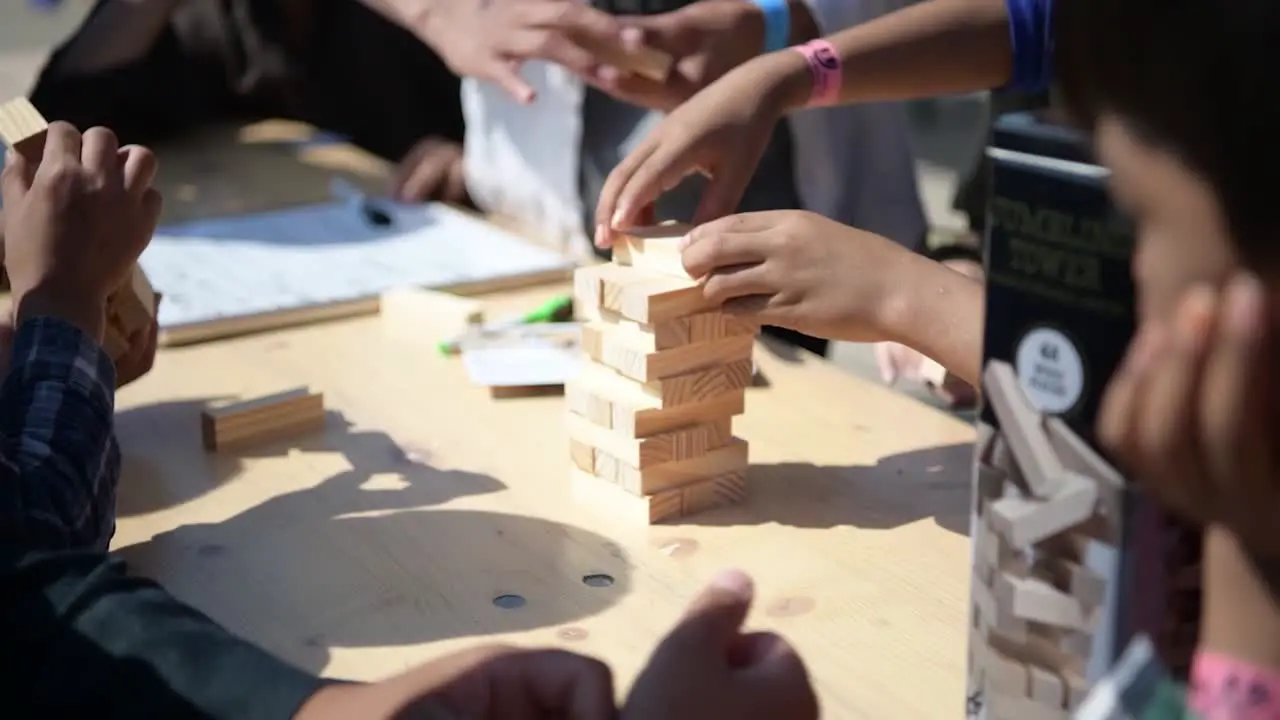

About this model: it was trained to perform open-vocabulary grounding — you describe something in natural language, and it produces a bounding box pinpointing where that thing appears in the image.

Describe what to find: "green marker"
[437,294,574,355]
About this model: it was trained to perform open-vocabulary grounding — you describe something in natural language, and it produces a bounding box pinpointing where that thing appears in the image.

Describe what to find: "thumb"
[667,569,755,649]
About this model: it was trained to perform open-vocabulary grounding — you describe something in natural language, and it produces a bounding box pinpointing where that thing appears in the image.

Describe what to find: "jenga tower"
[566,224,755,523]
[969,361,1125,719]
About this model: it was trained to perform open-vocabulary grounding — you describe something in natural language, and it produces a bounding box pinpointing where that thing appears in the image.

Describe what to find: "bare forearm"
[760,0,1012,110]
[53,0,181,76]
[878,256,986,387]
[1200,524,1280,669]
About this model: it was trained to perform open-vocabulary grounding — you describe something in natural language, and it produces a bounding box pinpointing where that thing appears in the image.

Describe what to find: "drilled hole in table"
[493,594,526,609]
[582,574,615,588]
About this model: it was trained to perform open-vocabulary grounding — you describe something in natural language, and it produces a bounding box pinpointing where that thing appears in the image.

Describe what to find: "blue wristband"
[751,0,791,54]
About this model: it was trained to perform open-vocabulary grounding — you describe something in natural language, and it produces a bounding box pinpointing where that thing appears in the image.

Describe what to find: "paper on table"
[140,201,574,335]
[461,61,592,261]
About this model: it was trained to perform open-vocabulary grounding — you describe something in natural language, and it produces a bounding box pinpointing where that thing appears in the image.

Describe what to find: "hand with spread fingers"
[677,210,923,343]
[593,51,801,248]
[1097,275,1278,555]
[590,0,776,113]
[622,569,819,720]
[398,0,626,103]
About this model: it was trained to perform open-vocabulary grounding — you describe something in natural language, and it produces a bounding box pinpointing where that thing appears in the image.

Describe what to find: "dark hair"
[1056,0,1280,263]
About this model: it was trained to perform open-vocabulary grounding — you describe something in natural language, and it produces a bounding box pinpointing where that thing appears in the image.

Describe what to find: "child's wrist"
[1200,524,1280,669]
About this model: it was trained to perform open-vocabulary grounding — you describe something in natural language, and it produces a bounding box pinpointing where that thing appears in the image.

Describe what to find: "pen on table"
[437,294,574,356]
[329,176,394,228]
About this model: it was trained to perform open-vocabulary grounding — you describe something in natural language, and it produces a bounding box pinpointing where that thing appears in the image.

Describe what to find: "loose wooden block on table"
[201,387,325,452]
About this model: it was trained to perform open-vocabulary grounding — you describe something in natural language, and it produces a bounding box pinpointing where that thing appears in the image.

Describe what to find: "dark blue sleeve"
[1005,0,1054,93]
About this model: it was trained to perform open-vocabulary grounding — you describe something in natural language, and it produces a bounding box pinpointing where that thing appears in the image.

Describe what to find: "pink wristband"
[791,40,841,107]
[1189,650,1280,720]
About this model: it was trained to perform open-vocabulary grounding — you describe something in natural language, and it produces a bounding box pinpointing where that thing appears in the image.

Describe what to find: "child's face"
[1094,114,1240,325]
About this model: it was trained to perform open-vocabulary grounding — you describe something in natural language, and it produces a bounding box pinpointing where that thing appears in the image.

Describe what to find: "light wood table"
[113,124,977,718]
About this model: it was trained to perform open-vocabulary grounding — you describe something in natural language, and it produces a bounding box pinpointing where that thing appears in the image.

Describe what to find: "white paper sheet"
[140,201,574,332]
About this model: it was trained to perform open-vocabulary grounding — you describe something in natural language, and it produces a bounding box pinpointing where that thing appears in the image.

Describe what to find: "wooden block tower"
[567,224,756,523]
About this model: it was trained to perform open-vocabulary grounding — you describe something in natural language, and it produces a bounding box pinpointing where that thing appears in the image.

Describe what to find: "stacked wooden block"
[969,360,1126,719]
[567,225,756,523]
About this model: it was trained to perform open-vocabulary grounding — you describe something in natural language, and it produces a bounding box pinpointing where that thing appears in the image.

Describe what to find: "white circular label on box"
[1014,326,1085,414]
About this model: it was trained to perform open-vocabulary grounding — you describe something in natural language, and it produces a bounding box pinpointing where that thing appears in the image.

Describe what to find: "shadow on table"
[687,442,974,536]
[113,403,632,674]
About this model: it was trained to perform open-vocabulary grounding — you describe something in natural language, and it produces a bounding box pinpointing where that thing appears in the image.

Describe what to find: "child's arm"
[0,314,120,552]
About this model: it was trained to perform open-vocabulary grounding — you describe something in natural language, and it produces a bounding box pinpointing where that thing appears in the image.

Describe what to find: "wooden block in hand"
[0,97,47,161]
[570,466,745,524]
[583,319,754,382]
[613,223,692,278]
[201,387,325,452]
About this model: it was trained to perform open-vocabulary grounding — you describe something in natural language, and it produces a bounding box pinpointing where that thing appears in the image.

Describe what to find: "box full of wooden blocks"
[566,224,755,523]
[965,112,1203,720]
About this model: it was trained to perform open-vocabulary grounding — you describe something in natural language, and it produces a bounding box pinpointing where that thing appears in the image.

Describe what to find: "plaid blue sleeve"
[0,317,119,552]
[1005,0,1055,93]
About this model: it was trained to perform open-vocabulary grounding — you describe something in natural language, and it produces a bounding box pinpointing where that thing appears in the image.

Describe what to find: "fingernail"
[1176,285,1217,346]
[1226,273,1266,338]
[610,208,626,230]
[596,65,620,85]
[709,568,753,598]
[677,232,693,251]
[621,27,643,50]
[594,224,605,248]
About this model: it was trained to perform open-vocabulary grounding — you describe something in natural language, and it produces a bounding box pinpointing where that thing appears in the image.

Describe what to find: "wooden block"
[584,319,754,382]
[598,308,755,352]
[984,361,1067,498]
[0,97,47,161]
[592,437,748,495]
[1044,417,1125,544]
[380,287,484,337]
[1062,669,1089,710]
[573,265,605,311]
[566,411,732,468]
[565,366,746,438]
[613,223,692,278]
[973,572,1028,643]
[993,573,1092,632]
[988,473,1098,546]
[570,355,751,411]
[587,264,716,323]
[1028,664,1065,707]
[984,693,1069,720]
[919,355,949,388]
[570,467,745,524]
[982,643,1030,696]
[108,265,157,337]
[582,40,673,82]
[1033,554,1107,610]
[976,421,997,464]
[201,387,325,452]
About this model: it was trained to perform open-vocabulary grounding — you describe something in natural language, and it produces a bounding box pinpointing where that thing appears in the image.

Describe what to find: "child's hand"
[298,645,616,719]
[115,294,161,389]
[679,210,921,343]
[1,123,161,338]
[623,569,818,720]
[1098,274,1277,555]
[594,53,798,247]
